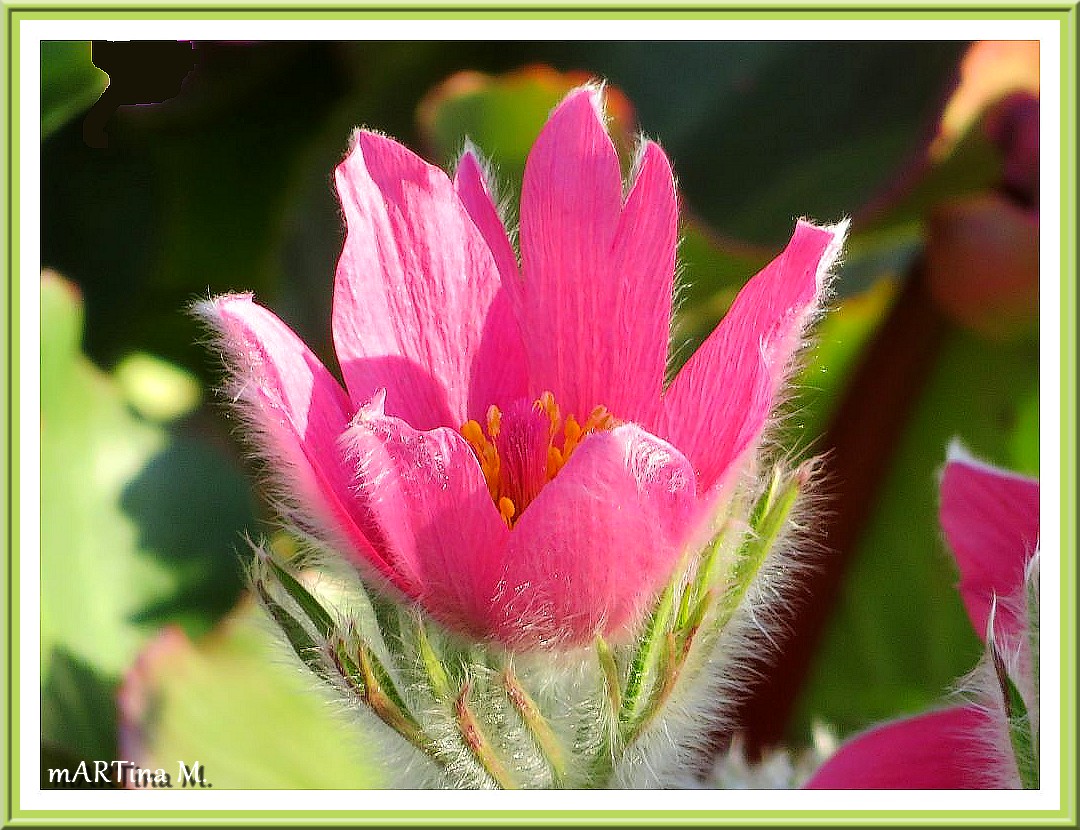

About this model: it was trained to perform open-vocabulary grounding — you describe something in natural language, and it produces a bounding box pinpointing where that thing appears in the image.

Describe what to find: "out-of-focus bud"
[924,194,1039,340]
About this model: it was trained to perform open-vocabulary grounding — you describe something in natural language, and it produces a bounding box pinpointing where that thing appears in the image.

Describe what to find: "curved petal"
[804,706,1006,789]
[196,294,415,597]
[940,445,1040,642]
[454,149,521,297]
[518,88,678,422]
[333,131,527,432]
[492,423,698,648]
[661,220,845,493]
[344,394,510,638]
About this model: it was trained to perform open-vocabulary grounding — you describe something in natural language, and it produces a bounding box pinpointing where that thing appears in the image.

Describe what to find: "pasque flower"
[806,446,1040,789]
[200,87,843,650]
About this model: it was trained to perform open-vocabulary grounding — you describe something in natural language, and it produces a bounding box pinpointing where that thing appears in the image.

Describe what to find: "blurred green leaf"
[856,124,1004,239]
[41,272,173,676]
[42,649,120,764]
[40,272,254,759]
[114,353,202,423]
[419,64,637,203]
[1008,388,1039,477]
[122,604,384,788]
[792,326,1039,740]
[792,278,897,448]
[40,41,108,140]
[670,221,771,363]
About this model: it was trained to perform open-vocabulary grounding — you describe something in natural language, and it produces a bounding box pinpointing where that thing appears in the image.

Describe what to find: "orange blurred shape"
[932,40,1039,161]
[925,193,1039,340]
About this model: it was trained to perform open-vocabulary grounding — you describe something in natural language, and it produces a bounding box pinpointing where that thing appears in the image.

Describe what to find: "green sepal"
[455,681,518,789]
[354,635,428,753]
[619,581,676,736]
[502,666,567,781]
[596,637,622,716]
[258,547,336,638]
[990,637,1039,790]
[252,577,328,681]
[414,616,453,702]
[715,463,806,631]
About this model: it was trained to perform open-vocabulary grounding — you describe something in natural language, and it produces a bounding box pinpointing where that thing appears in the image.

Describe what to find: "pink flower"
[805,446,1039,788]
[199,87,844,649]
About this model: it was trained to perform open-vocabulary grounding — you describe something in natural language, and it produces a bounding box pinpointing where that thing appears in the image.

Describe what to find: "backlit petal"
[662,220,845,493]
[197,294,415,596]
[492,424,698,648]
[518,88,677,422]
[333,131,526,431]
[940,445,1040,642]
[804,707,1004,789]
[344,394,510,637]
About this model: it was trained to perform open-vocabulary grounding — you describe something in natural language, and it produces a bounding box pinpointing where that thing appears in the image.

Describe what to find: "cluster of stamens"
[461,392,618,528]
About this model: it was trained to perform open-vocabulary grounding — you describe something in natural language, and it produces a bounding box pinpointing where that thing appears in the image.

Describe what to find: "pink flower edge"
[804,706,1005,789]
[940,441,1039,644]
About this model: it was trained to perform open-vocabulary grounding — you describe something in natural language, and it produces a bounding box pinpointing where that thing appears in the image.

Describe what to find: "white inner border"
[19,16,1065,815]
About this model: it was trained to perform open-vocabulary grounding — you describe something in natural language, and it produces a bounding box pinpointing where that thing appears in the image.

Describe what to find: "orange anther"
[498,496,517,527]
[486,404,502,439]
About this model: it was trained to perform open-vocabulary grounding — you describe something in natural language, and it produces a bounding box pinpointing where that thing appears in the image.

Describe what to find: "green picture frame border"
[3,3,1076,825]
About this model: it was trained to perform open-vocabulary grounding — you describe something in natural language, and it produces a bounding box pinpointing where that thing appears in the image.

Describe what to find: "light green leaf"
[113,353,201,423]
[123,603,384,788]
[40,272,254,761]
[41,272,174,676]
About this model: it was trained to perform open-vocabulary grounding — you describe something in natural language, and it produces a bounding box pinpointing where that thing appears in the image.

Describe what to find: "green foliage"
[40,41,108,139]
[39,273,254,765]
[121,605,383,789]
[794,327,1039,740]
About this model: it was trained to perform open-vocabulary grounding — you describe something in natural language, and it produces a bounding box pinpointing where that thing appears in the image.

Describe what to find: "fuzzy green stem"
[619,582,675,738]
[455,681,518,789]
[501,668,567,781]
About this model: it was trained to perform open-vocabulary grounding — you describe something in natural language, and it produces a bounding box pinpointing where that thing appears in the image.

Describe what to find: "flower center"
[460,392,618,527]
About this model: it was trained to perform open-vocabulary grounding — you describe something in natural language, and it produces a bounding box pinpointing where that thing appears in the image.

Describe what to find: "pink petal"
[940,445,1040,642]
[454,149,522,299]
[804,706,1004,789]
[518,88,677,423]
[661,220,844,493]
[491,424,698,648]
[333,131,526,431]
[344,394,510,638]
[196,294,414,597]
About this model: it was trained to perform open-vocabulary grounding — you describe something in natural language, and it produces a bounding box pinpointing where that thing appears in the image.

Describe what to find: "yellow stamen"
[536,391,561,437]
[461,392,619,527]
